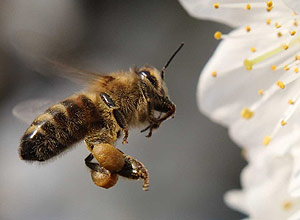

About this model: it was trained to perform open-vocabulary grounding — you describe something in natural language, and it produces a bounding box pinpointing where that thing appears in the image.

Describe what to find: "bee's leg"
[118,155,150,191]
[100,92,129,144]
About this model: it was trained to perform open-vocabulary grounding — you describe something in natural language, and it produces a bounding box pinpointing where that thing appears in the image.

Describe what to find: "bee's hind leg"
[118,155,150,191]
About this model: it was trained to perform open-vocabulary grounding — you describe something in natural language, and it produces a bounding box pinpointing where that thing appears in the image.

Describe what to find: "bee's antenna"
[161,42,184,79]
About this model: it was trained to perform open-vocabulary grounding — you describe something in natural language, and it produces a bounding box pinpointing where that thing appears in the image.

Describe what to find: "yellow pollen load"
[246,3,251,10]
[263,136,272,146]
[276,81,285,89]
[213,3,219,9]
[271,65,277,71]
[211,71,217,77]
[288,99,295,105]
[241,107,254,119]
[284,65,290,71]
[281,120,287,126]
[266,18,271,25]
[283,44,289,50]
[214,31,222,40]
[250,47,256,52]
[290,30,296,36]
[277,32,282,37]
[282,201,293,210]
[258,89,264,95]
[294,67,299,73]
[245,25,251,32]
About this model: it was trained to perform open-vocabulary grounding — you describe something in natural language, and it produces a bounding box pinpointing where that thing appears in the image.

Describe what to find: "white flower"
[225,150,300,220]
[179,0,300,197]
[179,0,300,218]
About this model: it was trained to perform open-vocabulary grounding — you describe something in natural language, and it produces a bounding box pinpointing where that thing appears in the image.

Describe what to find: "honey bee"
[16,43,184,191]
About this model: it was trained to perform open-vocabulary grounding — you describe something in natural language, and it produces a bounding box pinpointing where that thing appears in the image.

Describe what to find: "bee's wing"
[11,30,105,86]
[12,98,56,125]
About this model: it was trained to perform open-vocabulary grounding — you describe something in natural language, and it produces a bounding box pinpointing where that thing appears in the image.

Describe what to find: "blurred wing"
[10,30,105,86]
[13,98,56,125]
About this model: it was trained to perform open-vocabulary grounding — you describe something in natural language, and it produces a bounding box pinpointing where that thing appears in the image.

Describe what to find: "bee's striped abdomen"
[19,94,103,162]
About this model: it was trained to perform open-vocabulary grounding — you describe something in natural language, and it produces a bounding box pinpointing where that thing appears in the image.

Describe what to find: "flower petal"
[179,0,292,27]
[199,24,297,127]
[282,0,300,14]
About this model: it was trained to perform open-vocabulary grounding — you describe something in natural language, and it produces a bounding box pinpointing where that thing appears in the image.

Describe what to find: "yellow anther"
[281,120,287,126]
[290,30,296,36]
[296,55,300,60]
[213,3,219,9]
[283,44,289,50]
[284,65,290,71]
[277,32,282,37]
[244,59,253,70]
[241,148,247,159]
[245,25,251,32]
[250,47,256,52]
[275,24,282,29]
[289,99,295,105]
[294,68,299,73]
[246,3,251,10]
[294,21,298,26]
[282,201,292,210]
[263,136,272,146]
[214,31,222,40]
[266,18,271,25]
[241,107,254,119]
[277,81,285,89]
[271,65,277,71]
[258,89,264,95]
[211,71,217,77]
[267,6,273,12]
[266,1,273,7]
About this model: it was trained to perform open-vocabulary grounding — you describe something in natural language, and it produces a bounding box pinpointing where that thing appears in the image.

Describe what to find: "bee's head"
[135,42,184,98]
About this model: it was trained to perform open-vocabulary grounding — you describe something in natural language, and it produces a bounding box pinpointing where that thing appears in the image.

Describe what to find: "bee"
[16,43,184,191]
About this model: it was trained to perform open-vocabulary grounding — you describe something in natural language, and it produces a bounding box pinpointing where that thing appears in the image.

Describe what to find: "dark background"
[0,1,246,219]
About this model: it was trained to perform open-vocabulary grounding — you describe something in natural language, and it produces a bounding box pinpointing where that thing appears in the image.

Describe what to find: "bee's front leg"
[118,155,150,191]
[141,97,175,137]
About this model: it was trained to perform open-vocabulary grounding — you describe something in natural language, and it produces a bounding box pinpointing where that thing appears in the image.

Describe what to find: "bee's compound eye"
[138,71,157,87]
[91,170,119,189]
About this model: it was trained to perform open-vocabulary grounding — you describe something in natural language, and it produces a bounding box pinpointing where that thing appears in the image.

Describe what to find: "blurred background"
[0,1,246,219]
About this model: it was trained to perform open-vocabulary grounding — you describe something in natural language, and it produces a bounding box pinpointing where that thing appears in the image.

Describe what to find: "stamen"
[246,3,251,10]
[266,18,271,25]
[214,31,222,40]
[290,30,296,36]
[266,1,273,8]
[281,120,287,126]
[241,107,254,119]
[251,47,256,52]
[284,65,290,71]
[263,136,272,146]
[288,99,295,104]
[211,71,217,77]
[244,36,300,70]
[245,26,251,32]
[295,67,299,73]
[276,81,285,89]
[213,3,219,9]
[277,32,283,37]
[271,65,277,71]
[258,89,264,95]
